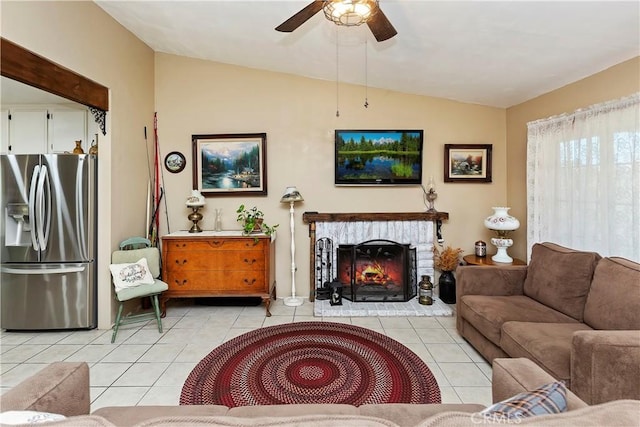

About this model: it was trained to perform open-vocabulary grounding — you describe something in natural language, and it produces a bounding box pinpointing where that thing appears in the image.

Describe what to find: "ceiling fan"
[275,0,397,42]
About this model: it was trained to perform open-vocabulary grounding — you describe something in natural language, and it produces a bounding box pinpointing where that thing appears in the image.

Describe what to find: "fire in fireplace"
[337,239,417,302]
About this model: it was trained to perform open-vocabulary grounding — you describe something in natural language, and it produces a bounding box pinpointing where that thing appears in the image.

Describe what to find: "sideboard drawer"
[166,251,266,271]
[165,238,266,252]
[165,271,268,292]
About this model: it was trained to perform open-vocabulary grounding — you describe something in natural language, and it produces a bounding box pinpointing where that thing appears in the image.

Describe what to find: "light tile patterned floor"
[0,299,492,411]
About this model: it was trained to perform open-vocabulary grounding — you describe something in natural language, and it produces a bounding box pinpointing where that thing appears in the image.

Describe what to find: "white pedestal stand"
[284,201,303,306]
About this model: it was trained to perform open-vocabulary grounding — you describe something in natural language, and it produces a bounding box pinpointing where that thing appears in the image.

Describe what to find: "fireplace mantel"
[303,212,448,223]
[303,211,449,301]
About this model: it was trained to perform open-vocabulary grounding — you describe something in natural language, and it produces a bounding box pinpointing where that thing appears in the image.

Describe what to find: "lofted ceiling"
[62,2,640,107]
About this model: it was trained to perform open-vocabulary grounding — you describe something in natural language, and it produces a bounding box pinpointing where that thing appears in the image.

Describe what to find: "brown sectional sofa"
[456,242,640,405]
[1,358,639,426]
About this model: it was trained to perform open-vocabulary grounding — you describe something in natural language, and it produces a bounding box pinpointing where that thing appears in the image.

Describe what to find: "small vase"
[215,208,222,232]
[72,140,84,154]
[439,270,456,304]
[88,140,98,155]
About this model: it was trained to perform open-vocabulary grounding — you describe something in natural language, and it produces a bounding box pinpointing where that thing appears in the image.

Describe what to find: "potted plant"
[236,204,278,237]
[433,245,464,272]
[433,245,464,304]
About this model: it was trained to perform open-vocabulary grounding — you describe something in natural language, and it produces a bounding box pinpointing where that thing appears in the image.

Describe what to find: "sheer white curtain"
[527,93,640,261]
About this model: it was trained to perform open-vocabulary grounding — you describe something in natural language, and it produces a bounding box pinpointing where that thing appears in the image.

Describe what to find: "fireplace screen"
[337,239,417,302]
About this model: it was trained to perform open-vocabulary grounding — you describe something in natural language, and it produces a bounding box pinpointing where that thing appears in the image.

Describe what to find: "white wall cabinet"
[48,110,87,153]
[0,106,87,155]
[0,109,8,154]
[7,110,48,154]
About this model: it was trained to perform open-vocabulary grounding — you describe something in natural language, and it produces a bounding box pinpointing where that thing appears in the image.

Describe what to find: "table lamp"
[484,207,520,263]
[280,186,304,306]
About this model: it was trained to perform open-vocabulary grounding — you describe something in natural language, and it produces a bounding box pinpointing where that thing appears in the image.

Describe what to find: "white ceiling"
[94,0,639,108]
[11,1,640,109]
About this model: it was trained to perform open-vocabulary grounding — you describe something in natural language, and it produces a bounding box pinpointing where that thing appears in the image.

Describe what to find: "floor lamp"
[280,186,304,306]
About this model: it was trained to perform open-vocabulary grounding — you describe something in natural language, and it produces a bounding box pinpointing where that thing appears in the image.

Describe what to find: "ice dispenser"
[5,203,31,247]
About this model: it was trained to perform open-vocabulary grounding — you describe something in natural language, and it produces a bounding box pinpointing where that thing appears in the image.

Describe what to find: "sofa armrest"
[0,362,90,416]
[571,330,640,405]
[492,358,587,410]
[456,265,527,298]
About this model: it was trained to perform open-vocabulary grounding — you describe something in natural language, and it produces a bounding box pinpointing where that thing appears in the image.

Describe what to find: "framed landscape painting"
[444,144,492,183]
[192,133,268,196]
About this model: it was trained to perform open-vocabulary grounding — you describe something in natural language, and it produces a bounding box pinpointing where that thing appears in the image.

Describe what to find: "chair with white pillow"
[109,243,168,343]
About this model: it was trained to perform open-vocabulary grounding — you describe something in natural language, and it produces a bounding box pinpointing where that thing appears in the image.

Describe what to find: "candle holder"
[418,275,434,305]
[426,188,438,213]
[188,206,203,233]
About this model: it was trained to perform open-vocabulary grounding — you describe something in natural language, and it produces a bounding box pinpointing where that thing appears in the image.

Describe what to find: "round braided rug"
[180,321,441,407]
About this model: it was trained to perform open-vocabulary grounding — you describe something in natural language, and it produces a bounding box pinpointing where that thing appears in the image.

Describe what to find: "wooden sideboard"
[161,231,275,316]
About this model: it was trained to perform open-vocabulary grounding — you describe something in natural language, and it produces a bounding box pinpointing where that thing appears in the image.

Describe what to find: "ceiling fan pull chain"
[336,30,340,117]
[364,39,369,108]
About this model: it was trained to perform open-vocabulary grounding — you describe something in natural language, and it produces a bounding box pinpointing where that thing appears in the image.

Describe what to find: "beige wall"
[8,2,633,321]
[506,57,640,260]
[1,1,156,328]
[155,53,507,300]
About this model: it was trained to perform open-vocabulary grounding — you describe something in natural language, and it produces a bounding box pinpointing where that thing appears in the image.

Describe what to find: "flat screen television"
[335,129,424,185]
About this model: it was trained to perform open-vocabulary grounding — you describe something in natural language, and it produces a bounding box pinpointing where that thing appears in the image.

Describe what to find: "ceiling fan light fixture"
[323,0,378,27]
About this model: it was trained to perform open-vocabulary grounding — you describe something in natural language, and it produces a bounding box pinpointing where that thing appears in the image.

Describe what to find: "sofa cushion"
[480,381,567,420]
[227,404,359,418]
[418,400,640,426]
[25,415,116,426]
[458,295,578,347]
[0,362,90,417]
[131,415,400,427]
[0,410,66,424]
[359,404,484,426]
[523,242,601,322]
[500,322,593,384]
[583,257,640,330]
[92,405,230,427]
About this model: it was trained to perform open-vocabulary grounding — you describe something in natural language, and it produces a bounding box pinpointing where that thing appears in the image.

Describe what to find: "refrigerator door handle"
[1,265,86,275]
[37,164,52,251]
[28,165,41,251]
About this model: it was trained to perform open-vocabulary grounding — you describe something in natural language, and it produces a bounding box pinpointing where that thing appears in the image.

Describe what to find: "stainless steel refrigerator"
[1,154,97,330]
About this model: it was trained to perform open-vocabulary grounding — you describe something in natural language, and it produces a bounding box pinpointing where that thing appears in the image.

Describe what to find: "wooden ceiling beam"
[1,37,109,111]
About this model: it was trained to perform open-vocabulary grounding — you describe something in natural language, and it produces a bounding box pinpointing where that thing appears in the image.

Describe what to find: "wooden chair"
[110,246,168,343]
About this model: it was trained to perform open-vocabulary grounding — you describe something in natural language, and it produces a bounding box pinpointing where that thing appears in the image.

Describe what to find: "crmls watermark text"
[471,412,524,424]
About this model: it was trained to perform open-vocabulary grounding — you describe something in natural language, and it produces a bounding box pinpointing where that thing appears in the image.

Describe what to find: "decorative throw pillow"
[109,257,155,292]
[0,410,66,424]
[479,381,567,421]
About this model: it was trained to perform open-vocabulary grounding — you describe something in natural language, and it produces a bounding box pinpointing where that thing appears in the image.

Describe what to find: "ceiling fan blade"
[367,7,397,42]
[275,1,324,32]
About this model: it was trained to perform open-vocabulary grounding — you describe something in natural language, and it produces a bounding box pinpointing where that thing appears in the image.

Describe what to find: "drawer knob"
[175,243,187,248]
[243,278,257,286]
[174,279,188,286]
[175,259,187,265]
[209,240,224,247]
[244,258,257,265]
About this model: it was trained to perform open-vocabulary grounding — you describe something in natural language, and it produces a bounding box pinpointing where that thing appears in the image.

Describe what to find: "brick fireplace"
[303,212,449,302]
[337,239,417,302]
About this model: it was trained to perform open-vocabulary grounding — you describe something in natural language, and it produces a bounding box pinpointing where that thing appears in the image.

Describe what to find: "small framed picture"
[164,151,186,173]
[192,133,268,196]
[444,144,492,183]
